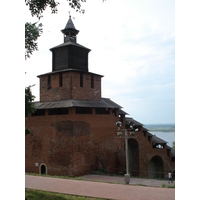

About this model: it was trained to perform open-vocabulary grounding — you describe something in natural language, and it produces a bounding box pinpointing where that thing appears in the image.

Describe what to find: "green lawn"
[25,189,108,200]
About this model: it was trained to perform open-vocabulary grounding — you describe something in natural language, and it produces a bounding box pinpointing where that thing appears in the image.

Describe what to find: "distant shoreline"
[143,124,175,147]
[144,123,175,126]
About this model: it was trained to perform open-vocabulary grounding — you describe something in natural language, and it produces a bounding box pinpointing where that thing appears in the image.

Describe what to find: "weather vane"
[68,11,75,19]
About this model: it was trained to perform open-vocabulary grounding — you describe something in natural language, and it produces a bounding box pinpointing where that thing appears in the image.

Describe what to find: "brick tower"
[25,16,124,176]
[38,16,103,103]
[25,16,175,178]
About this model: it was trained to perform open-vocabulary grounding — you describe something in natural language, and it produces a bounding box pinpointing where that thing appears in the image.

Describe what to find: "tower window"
[91,74,94,88]
[32,109,45,116]
[80,72,83,87]
[95,108,110,114]
[59,72,62,87]
[48,108,69,115]
[47,74,51,89]
[76,107,92,114]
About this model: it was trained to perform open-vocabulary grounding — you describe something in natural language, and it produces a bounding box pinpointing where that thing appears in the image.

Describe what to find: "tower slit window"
[80,72,83,87]
[91,74,94,88]
[59,72,63,87]
[47,74,51,89]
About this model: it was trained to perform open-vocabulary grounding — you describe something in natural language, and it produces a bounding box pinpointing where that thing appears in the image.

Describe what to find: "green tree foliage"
[25,86,36,135]
[25,0,87,19]
[25,22,43,59]
[25,0,60,19]
[25,86,36,118]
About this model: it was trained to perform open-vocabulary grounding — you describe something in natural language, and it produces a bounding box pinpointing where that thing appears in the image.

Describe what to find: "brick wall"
[115,126,175,178]
[25,108,119,176]
[25,109,175,178]
[39,71,101,102]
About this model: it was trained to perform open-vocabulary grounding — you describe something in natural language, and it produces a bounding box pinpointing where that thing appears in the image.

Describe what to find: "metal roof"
[144,129,168,144]
[143,127,149,132]
[37,68,104,78]
[147,132,153,137]
[125,117,143,126]
[65,16,76,30]
[34,98,122,110]
[119,109,128,115]
[61,16,79,36]
[50,40,90,51]
[167,145,171,150]
[152,135,167,144]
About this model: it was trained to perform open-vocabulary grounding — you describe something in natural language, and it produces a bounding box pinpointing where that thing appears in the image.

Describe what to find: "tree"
[25,0,60,19]
[25,86,36,135]
[25,86,36,118]
[25,0,87,58]
[25,22,43,59]
[25,0,87,19]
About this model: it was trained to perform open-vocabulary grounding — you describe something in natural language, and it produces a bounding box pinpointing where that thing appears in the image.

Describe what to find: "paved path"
[81,174,174,188]
[25,175,175,200]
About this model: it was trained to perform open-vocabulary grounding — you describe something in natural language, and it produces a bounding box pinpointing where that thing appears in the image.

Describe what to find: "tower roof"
[65,15,76,29]
[50,15,91,72]
[49,40,90,52]
[61,15,79,37]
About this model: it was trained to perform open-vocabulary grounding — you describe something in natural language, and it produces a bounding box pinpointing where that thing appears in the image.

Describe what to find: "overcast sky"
[25,0,175,124]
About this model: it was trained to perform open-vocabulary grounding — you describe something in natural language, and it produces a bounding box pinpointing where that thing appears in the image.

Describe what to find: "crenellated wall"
[39,71,102,102]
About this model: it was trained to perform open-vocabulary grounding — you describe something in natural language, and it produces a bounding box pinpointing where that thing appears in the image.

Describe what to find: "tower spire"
[61,15,79,43]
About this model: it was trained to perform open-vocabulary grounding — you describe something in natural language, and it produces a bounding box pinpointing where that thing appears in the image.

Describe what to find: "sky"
[25,0,175,124]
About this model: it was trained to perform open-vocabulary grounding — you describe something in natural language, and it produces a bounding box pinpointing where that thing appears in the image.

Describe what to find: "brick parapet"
[40,71,101,102]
